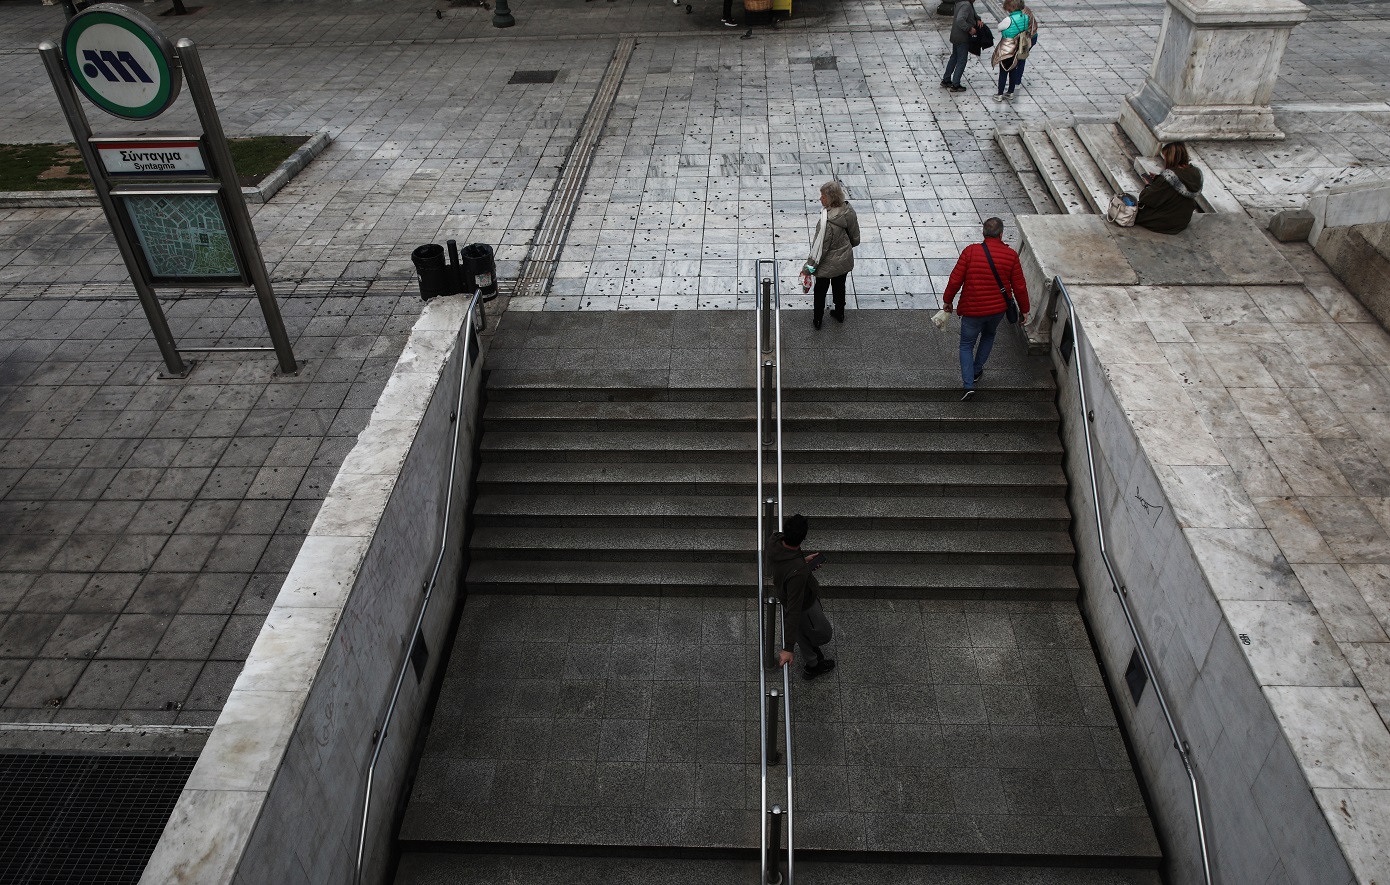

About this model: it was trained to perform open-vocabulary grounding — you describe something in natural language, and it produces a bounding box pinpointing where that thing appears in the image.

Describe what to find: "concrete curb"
[0,131,332,209]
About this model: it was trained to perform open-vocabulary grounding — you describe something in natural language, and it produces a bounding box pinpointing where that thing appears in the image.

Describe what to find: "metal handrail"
[354,291,485,885]
[754,260,794,885]
[1050,278,1213,885]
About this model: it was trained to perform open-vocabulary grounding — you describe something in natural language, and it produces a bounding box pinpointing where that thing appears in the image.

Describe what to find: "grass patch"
[0,135,310,191]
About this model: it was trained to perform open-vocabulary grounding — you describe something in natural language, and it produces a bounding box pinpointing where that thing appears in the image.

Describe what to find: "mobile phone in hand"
[806,552,826,569]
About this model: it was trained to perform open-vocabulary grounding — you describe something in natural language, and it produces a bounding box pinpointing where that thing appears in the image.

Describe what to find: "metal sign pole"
[38,40,189,378]
[175,38,298,375]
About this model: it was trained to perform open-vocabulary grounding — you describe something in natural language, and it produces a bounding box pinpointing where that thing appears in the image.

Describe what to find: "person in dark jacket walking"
[765,514,835,678]
[943,217,1030,401]
[941,0,979,92]
[1136,142,1203,235]
[803,181,861,329]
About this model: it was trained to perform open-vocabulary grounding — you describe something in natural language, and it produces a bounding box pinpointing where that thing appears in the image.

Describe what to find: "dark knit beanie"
[783,513,809,547]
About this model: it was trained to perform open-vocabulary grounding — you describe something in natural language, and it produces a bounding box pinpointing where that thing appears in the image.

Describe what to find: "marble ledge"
[1222,599,1358,688]
[236,607,343,695]
[185,689,307,794]
[137,787,263,885]
[335,419,418,479]
[273,535,371,610]
[1266,686,1390,791]
[1315,787,1390,885]
[1157,467,1265,529]
[310,474,398,539]
[1186,527,1307,601]
[371,371,442,424]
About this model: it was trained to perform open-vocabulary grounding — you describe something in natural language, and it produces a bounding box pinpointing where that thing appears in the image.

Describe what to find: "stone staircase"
[997,120,1243,217]
[467,385,1076,600]
[391,311,1160,883]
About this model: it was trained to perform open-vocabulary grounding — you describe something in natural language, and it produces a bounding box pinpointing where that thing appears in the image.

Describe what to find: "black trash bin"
[463,242,498,300]
[411,243,453,301]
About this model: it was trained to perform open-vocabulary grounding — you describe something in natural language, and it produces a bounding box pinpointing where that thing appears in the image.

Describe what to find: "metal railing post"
[761,360,775,446]
[766,806,784,885]
[763,596,780,670]
[765,689,782,764]
[761,277,773,354]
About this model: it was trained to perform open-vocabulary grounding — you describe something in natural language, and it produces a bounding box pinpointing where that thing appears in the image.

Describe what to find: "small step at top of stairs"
[475,461,1070,498]
[1075,122,1144,198]
[1047,124,1114,214]
[996,129,1062,215]
[482,399,1060,434]
[396,854,1165,885]
[1019,127,1093,215]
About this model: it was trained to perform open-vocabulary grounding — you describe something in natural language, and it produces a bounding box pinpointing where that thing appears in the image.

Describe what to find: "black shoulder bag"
[981,241,1020,324]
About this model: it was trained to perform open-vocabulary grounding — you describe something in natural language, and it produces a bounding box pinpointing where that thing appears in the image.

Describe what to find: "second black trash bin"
[463,242,498,299]
[411,244,453,301]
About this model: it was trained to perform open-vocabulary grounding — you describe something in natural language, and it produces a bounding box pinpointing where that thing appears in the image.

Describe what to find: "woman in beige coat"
[803,181,861,329]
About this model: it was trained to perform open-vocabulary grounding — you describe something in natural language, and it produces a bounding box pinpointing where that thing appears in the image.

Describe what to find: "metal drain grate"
[508,69,558,84]
[0,754,197,885]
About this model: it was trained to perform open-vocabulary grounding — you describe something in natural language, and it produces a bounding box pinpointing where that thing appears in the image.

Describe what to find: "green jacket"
[810,204,861,278]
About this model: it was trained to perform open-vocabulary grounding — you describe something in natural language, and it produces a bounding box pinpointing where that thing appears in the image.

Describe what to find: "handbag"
[1106,192,1138,227]
[981,241,1019,324]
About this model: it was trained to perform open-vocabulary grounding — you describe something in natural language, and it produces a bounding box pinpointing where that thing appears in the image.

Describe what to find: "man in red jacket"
[942,217,1030,401]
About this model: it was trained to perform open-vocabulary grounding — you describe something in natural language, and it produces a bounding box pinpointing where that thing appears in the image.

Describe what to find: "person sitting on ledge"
[1135,141,1203,234]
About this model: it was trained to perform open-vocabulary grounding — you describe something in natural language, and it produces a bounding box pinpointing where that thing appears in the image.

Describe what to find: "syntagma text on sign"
[94,138,207,177]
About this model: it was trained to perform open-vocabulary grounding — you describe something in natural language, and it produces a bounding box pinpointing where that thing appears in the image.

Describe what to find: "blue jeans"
[943,43,970,86]
[959,312,1005,389]
[998,58,1025,94]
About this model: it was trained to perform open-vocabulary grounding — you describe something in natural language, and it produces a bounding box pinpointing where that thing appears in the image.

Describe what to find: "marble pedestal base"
[1120,0,1308,155]
[1120,91,1284,157]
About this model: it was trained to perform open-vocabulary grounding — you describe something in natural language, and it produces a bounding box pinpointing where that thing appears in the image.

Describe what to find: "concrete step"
[480,431,1064,465]
[996,130,1062,214]
[485,383,755,403]
[470,527,1076,565]
[1047,124,1113,214]
[483,399,1060,434]
[471,494,1073,531]
[1019,128,1092,215]
[475,462,1069,498]
[464,559,1079,598]
[1075,122,1144,198]
[395,854,1165,885]
[487,380,1057,404]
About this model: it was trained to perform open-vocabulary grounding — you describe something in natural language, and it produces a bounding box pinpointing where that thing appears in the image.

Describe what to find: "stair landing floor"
[397,594,1160,863]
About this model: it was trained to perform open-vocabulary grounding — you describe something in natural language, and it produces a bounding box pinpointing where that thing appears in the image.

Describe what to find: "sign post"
[40,4,297,377]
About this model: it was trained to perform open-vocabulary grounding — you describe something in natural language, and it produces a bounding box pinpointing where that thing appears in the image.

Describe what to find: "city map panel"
[124,192,242,281]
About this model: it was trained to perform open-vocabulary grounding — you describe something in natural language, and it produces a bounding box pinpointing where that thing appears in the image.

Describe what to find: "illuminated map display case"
[113,184,249,286]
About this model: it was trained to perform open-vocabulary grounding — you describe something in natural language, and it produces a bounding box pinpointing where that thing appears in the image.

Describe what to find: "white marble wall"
[1052,305,1361,885]
[138,296,486,885]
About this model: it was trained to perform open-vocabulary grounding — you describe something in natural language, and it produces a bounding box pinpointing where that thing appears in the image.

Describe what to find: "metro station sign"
[62,5,181,120]
[92,137,208,177]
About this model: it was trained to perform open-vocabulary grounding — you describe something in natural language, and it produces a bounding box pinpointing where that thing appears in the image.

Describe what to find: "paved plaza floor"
[2,0,1390,733]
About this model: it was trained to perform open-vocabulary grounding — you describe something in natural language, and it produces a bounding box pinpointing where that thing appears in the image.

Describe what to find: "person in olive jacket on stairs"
[765,514,836,679]
[804,180,861,329]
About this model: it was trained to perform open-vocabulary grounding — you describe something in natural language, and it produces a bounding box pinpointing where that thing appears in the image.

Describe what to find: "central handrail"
[754,260,794,885]
[1050,277,1213,885]
[354,290,485,885]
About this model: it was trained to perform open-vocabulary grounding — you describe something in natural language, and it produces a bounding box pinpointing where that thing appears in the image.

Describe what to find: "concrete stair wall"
[465,381,1078,601]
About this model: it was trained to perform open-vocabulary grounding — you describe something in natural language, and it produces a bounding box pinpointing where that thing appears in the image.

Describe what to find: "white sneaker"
[993,93,1005,102]
[721,18,738,25]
